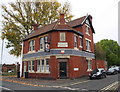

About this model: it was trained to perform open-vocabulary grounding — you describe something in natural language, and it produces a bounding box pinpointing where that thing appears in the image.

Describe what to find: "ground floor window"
[87,58,92,71]
[28,61,34,72]
[37,59,50,73]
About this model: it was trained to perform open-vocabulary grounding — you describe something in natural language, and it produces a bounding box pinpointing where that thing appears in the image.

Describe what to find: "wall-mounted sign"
[60,50,65,54]
[74,68,79,71]
[58,42,68,47]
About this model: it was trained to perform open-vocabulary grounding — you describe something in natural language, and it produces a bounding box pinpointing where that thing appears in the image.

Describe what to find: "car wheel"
[89,77,92,80]
[100,75,103,79]
[104,75,107,78]
[113,72,116,75]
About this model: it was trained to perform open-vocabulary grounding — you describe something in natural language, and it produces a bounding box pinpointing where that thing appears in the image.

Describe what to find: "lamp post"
[0,32,4,72]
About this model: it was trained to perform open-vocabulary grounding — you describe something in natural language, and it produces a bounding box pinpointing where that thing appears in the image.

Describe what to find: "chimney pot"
[32,24,39,31]
[60,13,66,24]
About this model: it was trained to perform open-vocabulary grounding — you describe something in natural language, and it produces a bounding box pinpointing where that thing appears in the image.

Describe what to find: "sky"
[0,0,119,64]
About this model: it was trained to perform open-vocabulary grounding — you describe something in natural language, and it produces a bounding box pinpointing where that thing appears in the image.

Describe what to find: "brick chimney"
[32,24,39,31]
[60,14,66,24]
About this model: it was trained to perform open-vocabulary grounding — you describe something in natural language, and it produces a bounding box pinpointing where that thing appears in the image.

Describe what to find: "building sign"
[74,68,79,71]
[58,42,68,47]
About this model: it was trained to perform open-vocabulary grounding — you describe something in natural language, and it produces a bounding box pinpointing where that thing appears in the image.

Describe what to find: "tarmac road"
[1,74,119,92]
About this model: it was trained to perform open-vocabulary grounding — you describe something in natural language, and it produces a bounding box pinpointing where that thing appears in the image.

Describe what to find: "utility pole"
[0,32,4,72]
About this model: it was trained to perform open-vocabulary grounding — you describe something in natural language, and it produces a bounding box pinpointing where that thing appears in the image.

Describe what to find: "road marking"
[62,80,90,86]
[100,81,119,91]
[0,86,12,90]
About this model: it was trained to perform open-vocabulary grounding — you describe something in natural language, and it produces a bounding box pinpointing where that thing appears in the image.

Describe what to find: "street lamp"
[0,32,4,72]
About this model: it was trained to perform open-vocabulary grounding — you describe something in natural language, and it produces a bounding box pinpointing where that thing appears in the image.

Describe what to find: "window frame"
[74,35,78,48]
[85,24,90,36]
[29,40,35,51]
[28,61,34,72]
[79,36,83,48]
[87,58,92,71]
[36,59,50,73]
[86,38,91,52]
[60,32,66,41]
[40,37,44,51]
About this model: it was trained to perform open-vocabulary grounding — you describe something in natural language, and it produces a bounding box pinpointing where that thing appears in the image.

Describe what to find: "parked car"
[106,67,118,75]
[89,68,106,79]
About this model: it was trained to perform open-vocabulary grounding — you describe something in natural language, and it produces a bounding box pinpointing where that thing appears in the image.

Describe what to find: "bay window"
[37,59,50,73]
[28,61,34,72]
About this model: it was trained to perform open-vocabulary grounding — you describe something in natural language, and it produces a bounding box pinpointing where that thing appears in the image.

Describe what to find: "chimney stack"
[32,24,39,31]
[60,14,66,24]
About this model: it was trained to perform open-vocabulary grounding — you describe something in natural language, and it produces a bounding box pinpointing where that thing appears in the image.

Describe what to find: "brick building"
[22,14,101,79]
[2,62,20,73]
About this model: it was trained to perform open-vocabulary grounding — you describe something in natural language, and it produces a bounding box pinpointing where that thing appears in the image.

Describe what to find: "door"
[59,62,67,78]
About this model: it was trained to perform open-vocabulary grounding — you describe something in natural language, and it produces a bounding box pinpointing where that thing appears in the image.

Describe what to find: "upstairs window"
[86,39,91,51]
[29,40,35,51]
[86,19,90,25]
[79,36,82,48]
[40,37,44,50]
[60,32,66,41]
[74,35,78,48]
[86,25,90,35]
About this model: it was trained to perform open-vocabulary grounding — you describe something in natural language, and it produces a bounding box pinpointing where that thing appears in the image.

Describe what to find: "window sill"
[74,47,79,50]
[28,50,35,54]
[36,71,50,74]
[79,46,83,48]
[86,50,91,52]
[86,33,90,36]
[87,69,92,72]
[38,50,44,52]
[28,71,35,73]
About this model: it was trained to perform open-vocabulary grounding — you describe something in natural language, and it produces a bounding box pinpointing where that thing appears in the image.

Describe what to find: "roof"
[24,14,95,41]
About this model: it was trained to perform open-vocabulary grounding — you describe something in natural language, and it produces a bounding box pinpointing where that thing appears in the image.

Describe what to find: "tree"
[1,0,73,56]
[94,44,106,60]
[96,39,120,66]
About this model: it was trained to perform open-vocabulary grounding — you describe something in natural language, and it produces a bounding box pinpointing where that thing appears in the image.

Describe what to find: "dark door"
[59,62,67,78]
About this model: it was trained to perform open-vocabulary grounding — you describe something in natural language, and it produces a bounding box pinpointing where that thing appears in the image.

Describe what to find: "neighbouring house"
[22,14,106,79]
[2,62,20,73]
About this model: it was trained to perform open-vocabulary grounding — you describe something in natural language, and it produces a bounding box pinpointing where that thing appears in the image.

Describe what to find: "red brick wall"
[96,60,107,70]
[23,41,29,54]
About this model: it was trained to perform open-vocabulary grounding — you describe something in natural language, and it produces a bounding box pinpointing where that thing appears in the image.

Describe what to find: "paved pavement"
[1,74,120,91]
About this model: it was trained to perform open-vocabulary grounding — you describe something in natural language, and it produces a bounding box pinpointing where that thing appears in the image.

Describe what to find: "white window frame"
[37,59,50,73]
[74,35,78,48]
[29,40,35,51]
[28,61,34,72]
[79,36,83,48]
[45,59,50,72]
[86,38,91,52]
[85,24,90,36]
[86,19,90,25]
[37,60,41,72]
[87,58,92,71]
[40,37,44,51]
[60,32,66,41]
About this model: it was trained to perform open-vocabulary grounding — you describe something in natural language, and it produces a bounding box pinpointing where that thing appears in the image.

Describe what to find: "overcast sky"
[0,0,119,64]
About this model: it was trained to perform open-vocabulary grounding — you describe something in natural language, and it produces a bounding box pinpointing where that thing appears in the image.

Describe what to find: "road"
[1,74,119,91]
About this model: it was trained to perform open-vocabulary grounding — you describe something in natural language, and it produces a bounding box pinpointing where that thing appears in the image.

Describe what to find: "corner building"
[22,14,96,79]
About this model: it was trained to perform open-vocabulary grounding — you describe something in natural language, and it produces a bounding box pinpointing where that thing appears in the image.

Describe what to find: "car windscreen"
[91,69,99,74]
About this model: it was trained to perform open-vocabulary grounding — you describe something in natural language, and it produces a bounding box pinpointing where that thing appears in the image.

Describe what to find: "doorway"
[59,62,67,78]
